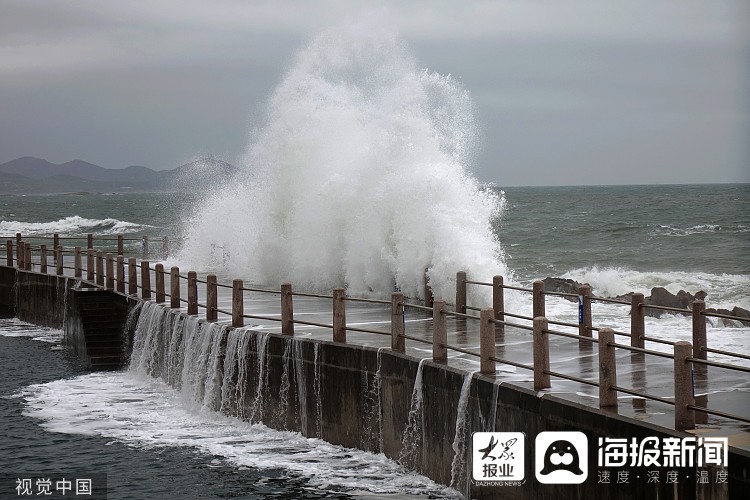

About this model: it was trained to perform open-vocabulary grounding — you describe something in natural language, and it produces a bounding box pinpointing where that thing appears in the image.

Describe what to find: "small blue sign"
[578,295,583,324]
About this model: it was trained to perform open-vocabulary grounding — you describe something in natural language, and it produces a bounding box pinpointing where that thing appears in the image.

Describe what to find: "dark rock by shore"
[541,277,748,327]
[541,277,587,302]
[642,287,707,318]
[705,306,750,327]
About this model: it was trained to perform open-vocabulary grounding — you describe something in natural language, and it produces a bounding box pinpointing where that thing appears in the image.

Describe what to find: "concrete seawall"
[1,265,748,499]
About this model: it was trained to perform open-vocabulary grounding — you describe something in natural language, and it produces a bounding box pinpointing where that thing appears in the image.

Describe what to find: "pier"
[2,232,749,499]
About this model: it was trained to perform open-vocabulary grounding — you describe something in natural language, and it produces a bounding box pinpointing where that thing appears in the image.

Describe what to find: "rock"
[542,277,589,302]
[643,287,707,318]
[731,306,749,320]
[702,307,750,327]
[612,293,634,303]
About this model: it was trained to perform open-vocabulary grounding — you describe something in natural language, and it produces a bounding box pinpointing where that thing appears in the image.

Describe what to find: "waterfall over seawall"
[125,302,476,490]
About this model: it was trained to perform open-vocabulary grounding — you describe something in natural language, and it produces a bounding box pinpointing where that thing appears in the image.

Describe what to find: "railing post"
[25,243,32,271]
[155,264,165,303]
[280,283,294,335]
[74,247,82,278]
[86,249,94,281]
[674,341,695,431]
[5,240,12,267]
[232,279,243,327]
[52,234,59,263]
[116,255,124,292]
[187,271,197,315]
[96,251,106,285]
[423,268,434,308]
[631,292,645,348]
[142,235,149,259]
[18,242,25,270]
[532,280,545,318]
[55,246,63,275]
[141,260,151,300]
[105,253,114,290]
[15,233,22,265]
[96,252,104,286]
[206,274,217,320]
[598,328,618,408]
[162,236,169,259]
[333,288,346,343]
[52,233,60,264]
[87,233,93,250]
[117,235,124,256]
[391,292,405,353]
[691,300,707,380]
[40,245,48,274]
[432,299,447,363]
[533,316,551,390]
[493,275,504,319]
[480,308,496,374]
[170,267,180,308]
[128,257,137,295]
[455,271,467,314]
[578,285,592,346]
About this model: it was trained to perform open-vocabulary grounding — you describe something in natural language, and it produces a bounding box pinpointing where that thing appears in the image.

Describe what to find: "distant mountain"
[0,157,238,194]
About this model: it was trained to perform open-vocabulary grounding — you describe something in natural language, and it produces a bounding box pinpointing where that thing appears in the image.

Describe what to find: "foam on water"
[0,215,150,236]
[542,294,750,371]
[17,372,458,497]
[562,266,750,309]
[176,15,506,306]
[0,317,63,344]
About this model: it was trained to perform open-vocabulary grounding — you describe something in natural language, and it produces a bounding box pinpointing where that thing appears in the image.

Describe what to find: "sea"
[0,184,748,499]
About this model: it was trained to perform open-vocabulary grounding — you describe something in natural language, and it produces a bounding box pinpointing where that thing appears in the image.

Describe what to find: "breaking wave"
[0,216,151,236]
[177,14,506,306]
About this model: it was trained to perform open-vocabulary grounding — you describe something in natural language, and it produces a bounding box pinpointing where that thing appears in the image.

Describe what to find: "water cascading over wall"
[126,301,477,486]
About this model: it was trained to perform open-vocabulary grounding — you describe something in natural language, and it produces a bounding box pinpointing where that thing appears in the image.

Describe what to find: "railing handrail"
[7,239,750,433]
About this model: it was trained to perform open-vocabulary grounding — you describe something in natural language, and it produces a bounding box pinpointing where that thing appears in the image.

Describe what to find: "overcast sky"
[1,0,748,186]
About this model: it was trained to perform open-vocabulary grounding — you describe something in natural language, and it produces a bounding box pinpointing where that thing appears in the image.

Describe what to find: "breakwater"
[1,264,749,499]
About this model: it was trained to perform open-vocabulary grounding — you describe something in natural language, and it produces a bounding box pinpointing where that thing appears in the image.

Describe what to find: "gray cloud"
[1,0,748,185]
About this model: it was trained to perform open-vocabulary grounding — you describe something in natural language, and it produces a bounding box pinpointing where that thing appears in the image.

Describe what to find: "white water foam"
[562,266,750,310]
[0,215,151,236]
[17,372,458,497]
[541,293,750,371]
[0,317,63,344]
[176,14,506,306]
[654,224,750,237]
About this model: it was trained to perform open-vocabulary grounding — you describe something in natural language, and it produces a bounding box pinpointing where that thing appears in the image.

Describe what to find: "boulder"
[643,287,707,318]
[542,277,589,302]
[705,306,750,327]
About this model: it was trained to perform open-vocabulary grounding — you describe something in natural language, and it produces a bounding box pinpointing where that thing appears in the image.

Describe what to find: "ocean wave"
[0,216,152,236]
[653,224,749,237]
[176,17,505,306]
[561,266,750,310]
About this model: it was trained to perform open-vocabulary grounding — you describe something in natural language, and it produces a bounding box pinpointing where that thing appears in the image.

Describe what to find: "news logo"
[535,431,589,484]
[472,432,525,483]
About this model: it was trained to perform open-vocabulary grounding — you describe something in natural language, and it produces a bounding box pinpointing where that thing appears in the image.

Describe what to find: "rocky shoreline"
[542,277,750,327]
